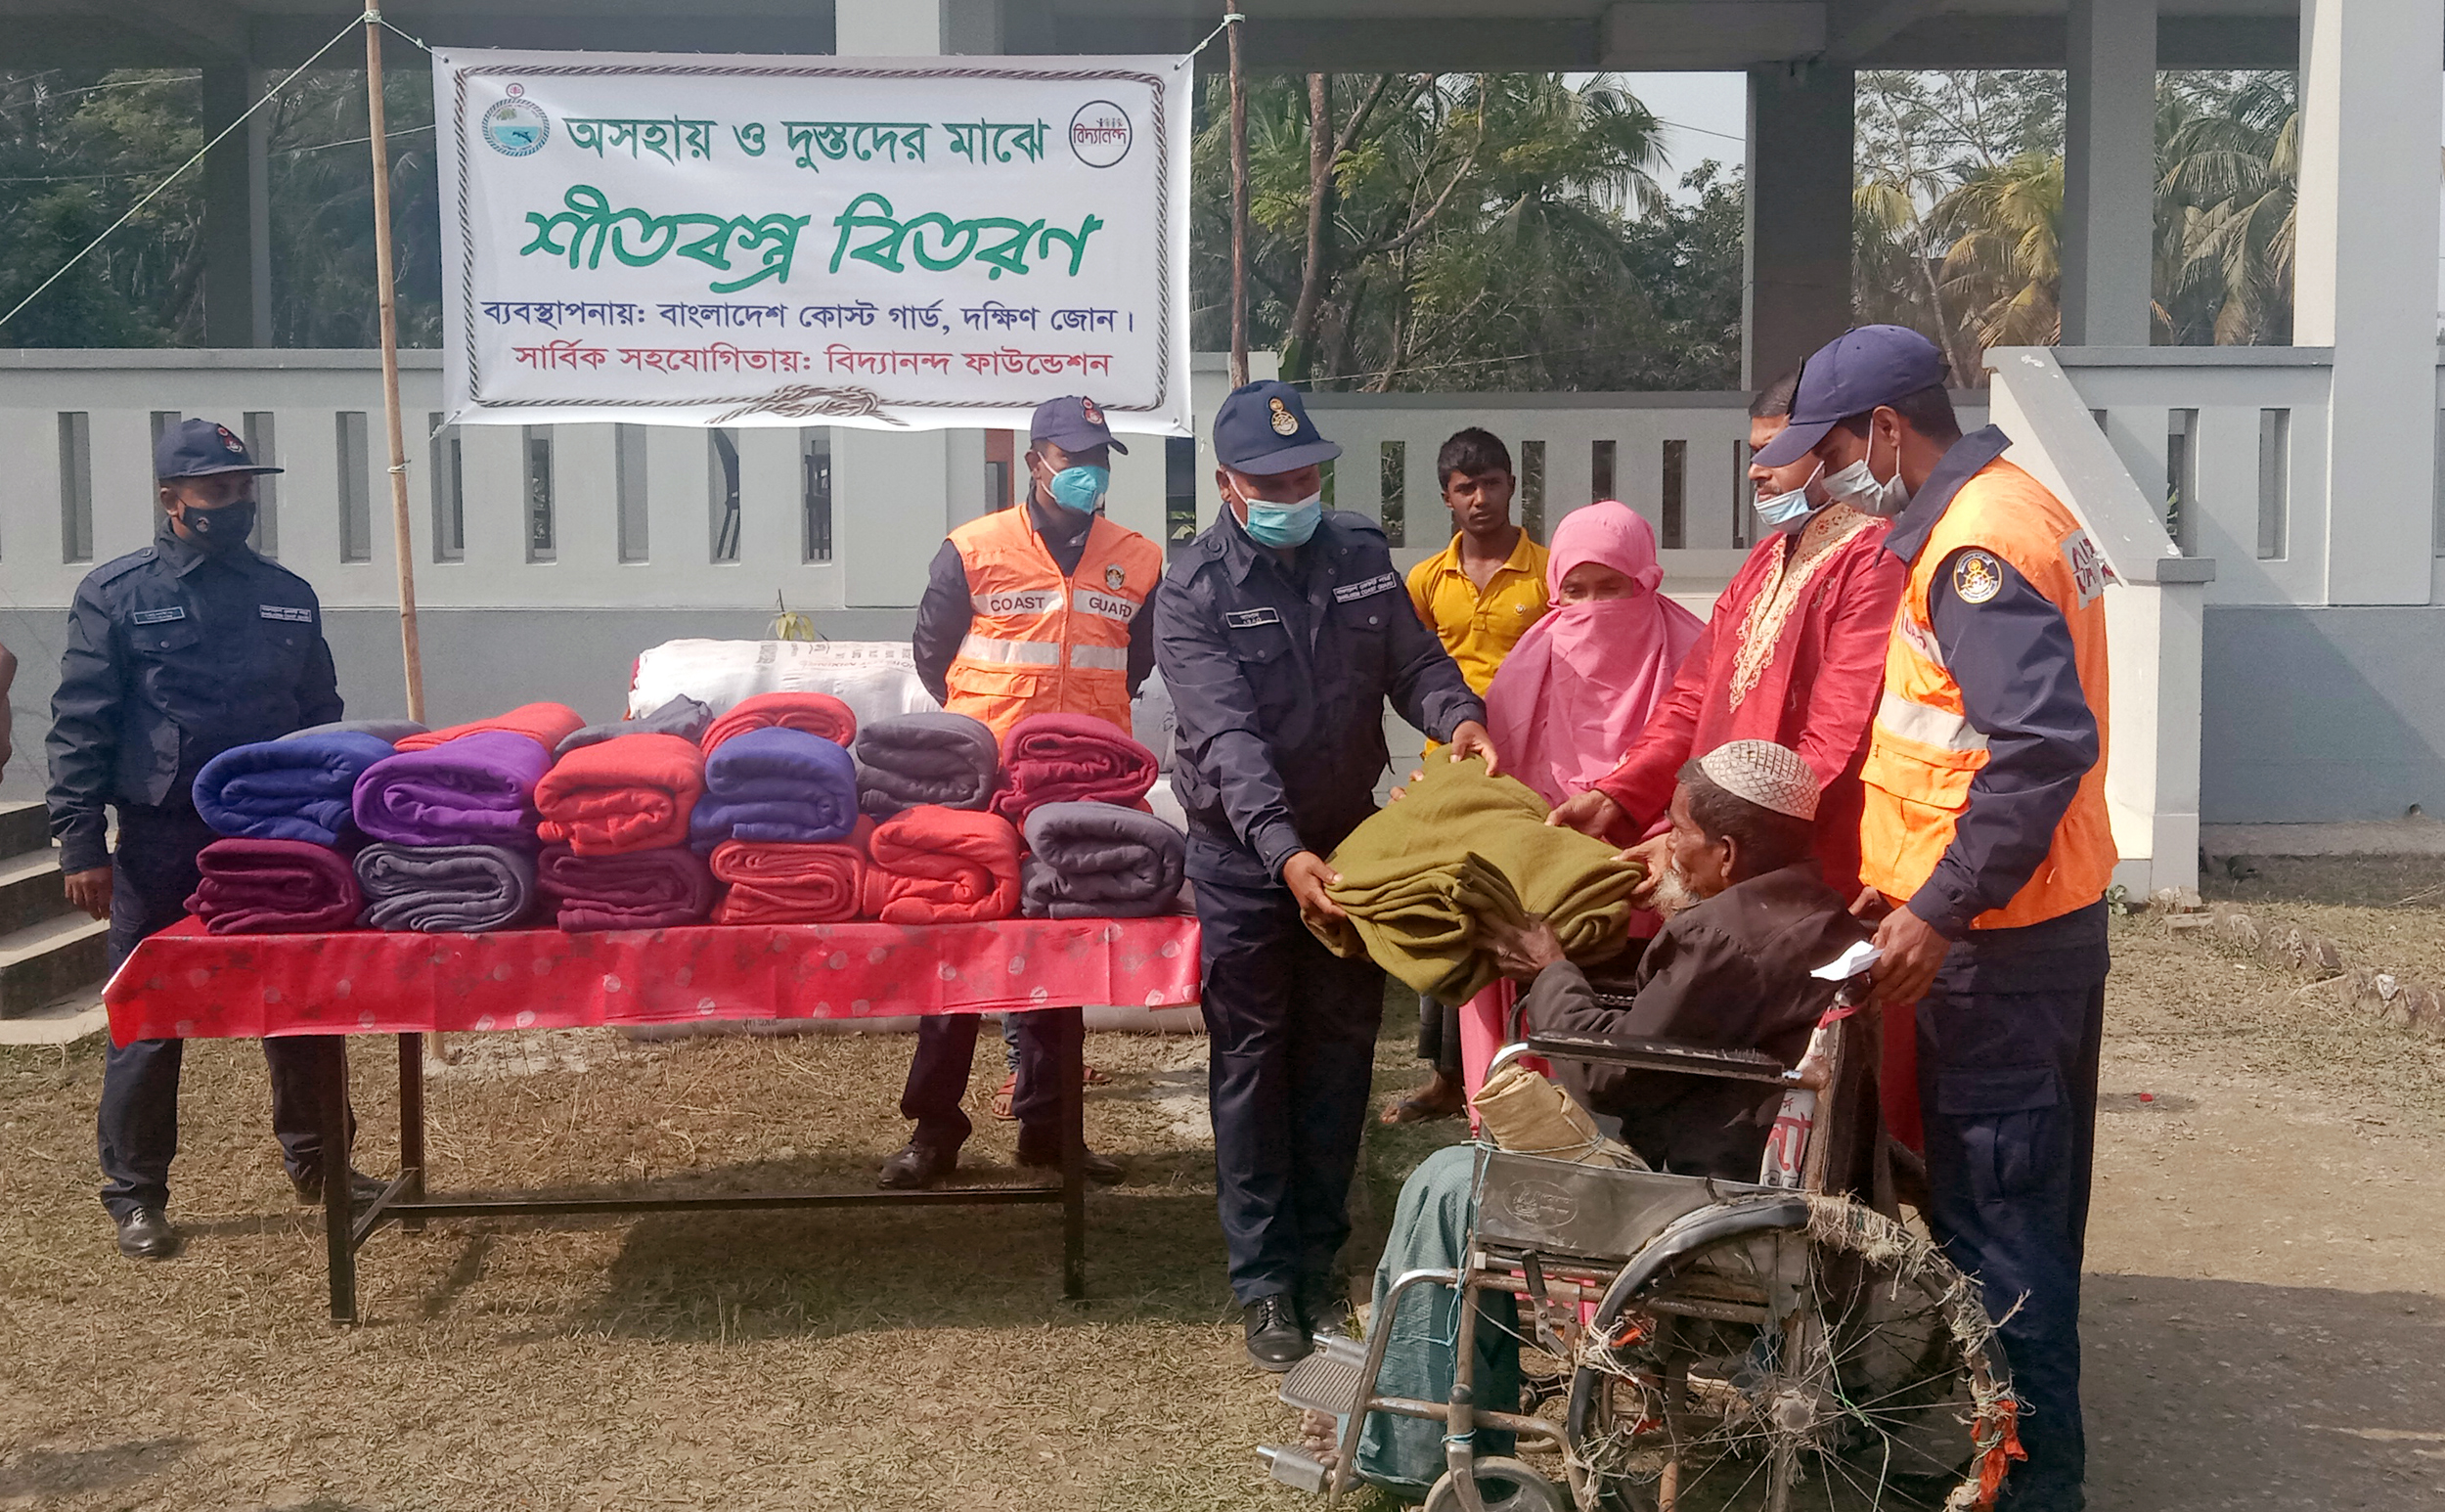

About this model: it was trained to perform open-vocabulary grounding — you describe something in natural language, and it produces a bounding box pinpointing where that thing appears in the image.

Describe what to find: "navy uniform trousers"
[900,1006,1083,1155]
[1196,874,1386,1307]
[95,803,341,1220]
[1915,902,2109,1512]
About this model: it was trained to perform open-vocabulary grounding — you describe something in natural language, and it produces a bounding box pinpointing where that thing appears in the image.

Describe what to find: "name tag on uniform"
[259,604,315,624]
[1332,571,1399,603]
[1224,607,1282,629]
[128,606,187,625]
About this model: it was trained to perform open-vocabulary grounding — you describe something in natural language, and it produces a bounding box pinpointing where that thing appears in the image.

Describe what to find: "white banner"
[432,48,1191,433]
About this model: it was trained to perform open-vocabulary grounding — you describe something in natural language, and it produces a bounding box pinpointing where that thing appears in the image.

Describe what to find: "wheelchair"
[1257,975,2022,1512]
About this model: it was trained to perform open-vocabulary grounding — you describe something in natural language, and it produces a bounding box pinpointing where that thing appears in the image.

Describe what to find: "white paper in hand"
[1810,939,1884,981]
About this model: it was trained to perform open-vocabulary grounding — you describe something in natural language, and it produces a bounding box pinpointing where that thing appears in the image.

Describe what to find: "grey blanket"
[856,711,1000,817]
[1018,801,1185,918]
[282,719,428,744]
[556,694,714,757]
[354,842,537,933]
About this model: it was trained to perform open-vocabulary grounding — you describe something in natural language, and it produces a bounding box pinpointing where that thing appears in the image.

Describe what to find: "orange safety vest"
[1858,458,2115,929]
[944,506,1162,740]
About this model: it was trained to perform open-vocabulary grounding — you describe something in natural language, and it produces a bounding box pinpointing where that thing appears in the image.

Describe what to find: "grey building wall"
[2200,604,2445,823]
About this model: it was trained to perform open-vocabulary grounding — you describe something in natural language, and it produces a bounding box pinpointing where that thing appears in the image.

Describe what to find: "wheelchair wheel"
[1421,1456,1570,1512]
[1562,1197,2014,1511]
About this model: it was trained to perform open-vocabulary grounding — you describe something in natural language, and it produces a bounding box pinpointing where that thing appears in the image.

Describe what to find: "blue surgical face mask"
[1820,430,1912,517]
[1240,489,1323,549]
[1045,465,1109,513]
[1753,464,1823,536]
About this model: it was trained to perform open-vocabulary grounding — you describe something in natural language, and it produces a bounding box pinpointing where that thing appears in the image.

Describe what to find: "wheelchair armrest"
[1523,1029,1793,1085]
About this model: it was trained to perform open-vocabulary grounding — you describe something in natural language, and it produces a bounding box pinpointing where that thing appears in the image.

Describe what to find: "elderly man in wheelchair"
[1260,742,2023,1512]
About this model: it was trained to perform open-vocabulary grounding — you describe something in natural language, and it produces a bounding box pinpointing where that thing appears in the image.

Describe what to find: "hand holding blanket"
[1019,801,1185,918]
[863,805,1021,924]
[709,820,872,924]
[536,844,714,931]
[194,732,397,846]
[186,838,363,934]
[352,731,552,849]
[394,702,585,753]
[855,711,1000,817]
[689,727,862,851]
[989,712,1158,823]
[355,843,537,933]
[701,691,858,753]
[534,734,706,855]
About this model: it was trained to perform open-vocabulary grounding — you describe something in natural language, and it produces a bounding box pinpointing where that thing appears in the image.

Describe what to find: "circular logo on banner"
[1068,101,1134,168]
[483,89,551,157]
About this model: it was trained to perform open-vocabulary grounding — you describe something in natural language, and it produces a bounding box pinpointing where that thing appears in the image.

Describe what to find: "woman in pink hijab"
[1460,501,1705,1095]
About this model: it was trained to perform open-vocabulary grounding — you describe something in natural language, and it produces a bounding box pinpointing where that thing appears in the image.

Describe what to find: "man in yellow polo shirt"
[1384,426,1550,1123]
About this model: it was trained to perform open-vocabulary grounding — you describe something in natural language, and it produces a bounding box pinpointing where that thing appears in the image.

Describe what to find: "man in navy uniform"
[1156,380,1495,1368]
[49,418,369,1261]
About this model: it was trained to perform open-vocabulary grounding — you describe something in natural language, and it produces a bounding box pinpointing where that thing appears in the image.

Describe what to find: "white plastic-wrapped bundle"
[627,640,940,729]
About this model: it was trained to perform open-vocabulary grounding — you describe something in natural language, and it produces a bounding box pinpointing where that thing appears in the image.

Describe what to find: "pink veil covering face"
[1483,502,1705,809]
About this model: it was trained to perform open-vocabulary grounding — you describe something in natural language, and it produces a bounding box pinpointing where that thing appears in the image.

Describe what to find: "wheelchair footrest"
[1256,1445,1332,1494]
[1276,1332,1369,1417]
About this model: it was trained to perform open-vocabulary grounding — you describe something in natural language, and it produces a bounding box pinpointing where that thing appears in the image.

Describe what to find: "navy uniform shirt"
[1884,426,2102,940]
[46,516,343,873]
[910,494,1158,704]
[1156,507,1484,887]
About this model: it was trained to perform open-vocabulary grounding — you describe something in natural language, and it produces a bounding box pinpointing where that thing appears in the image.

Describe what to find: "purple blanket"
[351,731,550,849]
[688,727,861,852]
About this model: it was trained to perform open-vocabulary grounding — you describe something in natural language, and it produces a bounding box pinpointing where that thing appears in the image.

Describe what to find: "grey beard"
[1649,863,1702,917]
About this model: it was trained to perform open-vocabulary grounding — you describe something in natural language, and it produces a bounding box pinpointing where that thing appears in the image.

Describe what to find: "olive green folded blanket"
[1311,758,1640,1001]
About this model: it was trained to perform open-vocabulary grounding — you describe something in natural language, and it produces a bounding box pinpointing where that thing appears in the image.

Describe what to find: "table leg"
[322,1036,357,1325]
[397,1032,426,1232]
[1062,1020,1085,1302]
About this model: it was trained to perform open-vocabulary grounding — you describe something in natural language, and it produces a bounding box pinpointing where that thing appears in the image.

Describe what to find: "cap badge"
[1267,396,1300,436]
[1105,563,1127,591]
[217,426,244,453]
[1080,398,1103,427]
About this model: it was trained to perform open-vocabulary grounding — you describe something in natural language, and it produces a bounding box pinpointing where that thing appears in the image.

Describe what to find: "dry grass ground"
[2,857,2442,1510]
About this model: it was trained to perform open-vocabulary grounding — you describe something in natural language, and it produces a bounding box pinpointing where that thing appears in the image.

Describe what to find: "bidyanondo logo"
[1068,101,1133,168]
[483,85,550,156]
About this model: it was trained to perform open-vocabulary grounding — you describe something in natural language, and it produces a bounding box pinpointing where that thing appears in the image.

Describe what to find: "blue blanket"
[689,726,861,851]
[193,732,399,846]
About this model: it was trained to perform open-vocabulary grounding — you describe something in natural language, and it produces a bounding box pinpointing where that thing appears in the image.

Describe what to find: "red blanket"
[989,712,1158,823]
[863,806,1021,924]
[534,734,705,855]
[536,844,713,931]
[701,692,858,754]
[396,702,587,753]
[709,820,872,924]
[186,838,363,934]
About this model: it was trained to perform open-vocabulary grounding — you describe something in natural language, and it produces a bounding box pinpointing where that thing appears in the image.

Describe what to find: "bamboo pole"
[362,1,425,726]
[1226,4,1249,388]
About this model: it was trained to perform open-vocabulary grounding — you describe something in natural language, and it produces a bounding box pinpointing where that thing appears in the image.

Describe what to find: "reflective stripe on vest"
[957,634,1064,667]
[1874,690,1988,753]
[1069,643,1130,672]
[971,588,1065,617]
[1071,588,1139,623]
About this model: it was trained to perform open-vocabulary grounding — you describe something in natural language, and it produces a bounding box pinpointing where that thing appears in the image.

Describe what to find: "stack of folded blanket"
[534,734,705,855]
[355,843,538,933]
[855,711,1000,818]
[394,702,586,753]
[536,844,714,931]
[193,732,397,848]
[186,838,364,934]
[700,691,858,753]
[1019,802,1186,919]
[689,728,861,851]
[709,819,873,924]
[989,713,1159,823]
[556,694,713,757]
[280,718,427,745]
[864,806,1022,924]
[353,732,552,850]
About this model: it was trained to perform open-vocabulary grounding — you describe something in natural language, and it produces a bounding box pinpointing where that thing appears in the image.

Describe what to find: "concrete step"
[0,800,49,861]
[0,851,81,937]
[0,990,106,1045]
[0,912,110,1020]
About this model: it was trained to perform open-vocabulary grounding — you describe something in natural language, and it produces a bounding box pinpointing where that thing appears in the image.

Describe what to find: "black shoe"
[1244,1294,1311,1372]
[1300,1280,1356,1341]
[877,1140,958,1190]
[114,1207,180,1261]
[1015,1137,1126,1185]
[291,1168,388,1206]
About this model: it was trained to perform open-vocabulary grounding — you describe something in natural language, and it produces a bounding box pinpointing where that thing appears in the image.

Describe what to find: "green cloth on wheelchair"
[1356,1143,1523,1496]
[1314,757,1640,1003]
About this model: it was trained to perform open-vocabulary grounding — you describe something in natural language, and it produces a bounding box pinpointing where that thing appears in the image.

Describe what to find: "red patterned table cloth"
[106,915,1203,1045]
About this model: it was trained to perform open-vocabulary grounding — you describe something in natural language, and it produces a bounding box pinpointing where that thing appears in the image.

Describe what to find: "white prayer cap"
[1695,739,1819,821]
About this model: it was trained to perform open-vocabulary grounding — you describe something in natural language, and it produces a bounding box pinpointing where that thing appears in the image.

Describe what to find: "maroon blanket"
[535,845,715,932]
[186,838,363,934]
[988,713,1158,823]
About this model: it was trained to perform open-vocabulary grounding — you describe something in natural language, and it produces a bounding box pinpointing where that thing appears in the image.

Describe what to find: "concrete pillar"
[200,65,271,347]
[2060,0,2156,346]
[1743,63,1853,391]
[2293,0,2445,602]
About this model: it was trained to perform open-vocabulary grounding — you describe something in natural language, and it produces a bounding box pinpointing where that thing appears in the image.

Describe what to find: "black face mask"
[179,499,257,553]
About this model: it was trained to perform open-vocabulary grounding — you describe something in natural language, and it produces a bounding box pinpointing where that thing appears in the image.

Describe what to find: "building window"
[1660,439,1686,550]
[523,424,556,562]
[1731,439,1751,551]
[1318,457,1336,508]
[149,411,180,449]
[709,429,741,562]
[2256,409,2289,560]
[1379,440,1406,547]
[1590,438,1617,505]
[336,411,373,563]
[986,458,1012,513]
[1165,436,1199,543]
[615,423,649,563]
[58,412,93,563]
[802,428,832,562]
[427,412,465,562]
[241,413,279,557]
[1519,439,1546,543]
[2166,409,2198,555]
[2435,410,2445,558]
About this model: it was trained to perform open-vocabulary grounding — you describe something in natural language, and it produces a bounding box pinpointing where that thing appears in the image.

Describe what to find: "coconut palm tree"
[1929,152,2065,350]
[2154,71,2295,346]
